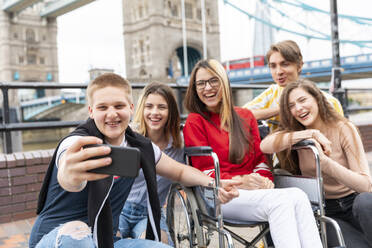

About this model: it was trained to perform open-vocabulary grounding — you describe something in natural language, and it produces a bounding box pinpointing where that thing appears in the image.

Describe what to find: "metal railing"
[0,81,372,153]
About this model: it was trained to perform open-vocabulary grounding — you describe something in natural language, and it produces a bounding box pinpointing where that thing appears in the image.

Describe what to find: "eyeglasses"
[195,77,220,91]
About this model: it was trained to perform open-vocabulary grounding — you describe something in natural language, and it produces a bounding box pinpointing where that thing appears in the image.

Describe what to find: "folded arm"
[260,129,326,154]
[250,107,279,120]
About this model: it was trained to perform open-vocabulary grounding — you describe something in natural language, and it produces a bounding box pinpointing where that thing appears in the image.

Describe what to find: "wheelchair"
[166,146,269,248]
[166,140,346,248]
[274,140,345,248]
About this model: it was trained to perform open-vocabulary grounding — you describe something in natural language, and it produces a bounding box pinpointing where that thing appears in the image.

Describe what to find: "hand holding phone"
[84,144,140,178]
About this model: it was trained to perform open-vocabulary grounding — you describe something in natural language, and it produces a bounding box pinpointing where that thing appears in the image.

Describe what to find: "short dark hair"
[266,40,303,71]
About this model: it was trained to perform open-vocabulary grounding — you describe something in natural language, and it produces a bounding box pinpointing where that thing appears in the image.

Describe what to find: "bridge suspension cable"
[279,0,372,25]
[222,0,372,49]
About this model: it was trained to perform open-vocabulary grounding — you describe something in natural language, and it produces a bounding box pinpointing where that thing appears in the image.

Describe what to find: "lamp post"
[201,0,207,59]
[329,0,347,115]
[181,0,188,76]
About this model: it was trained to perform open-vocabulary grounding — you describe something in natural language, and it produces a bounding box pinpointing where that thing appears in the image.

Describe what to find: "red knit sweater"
[183,107,273,180]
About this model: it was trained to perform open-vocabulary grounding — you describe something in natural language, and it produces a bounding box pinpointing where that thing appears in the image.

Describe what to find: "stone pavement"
[1,153,372,248]
[0,217,35,248]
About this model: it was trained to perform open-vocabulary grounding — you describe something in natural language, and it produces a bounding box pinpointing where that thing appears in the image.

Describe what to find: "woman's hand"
[310,138,331,165]
[218,179,241,203]
[232,173,274,190]
[311,129,332,156]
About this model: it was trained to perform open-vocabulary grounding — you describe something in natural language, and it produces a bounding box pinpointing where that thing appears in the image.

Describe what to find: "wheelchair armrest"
[185,146,213,156]
[274,174,319,204]
[273,168,293,176]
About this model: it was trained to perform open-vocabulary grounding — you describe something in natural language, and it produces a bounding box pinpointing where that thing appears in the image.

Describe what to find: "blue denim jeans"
[119,201,173,246]
[35,221,172,248]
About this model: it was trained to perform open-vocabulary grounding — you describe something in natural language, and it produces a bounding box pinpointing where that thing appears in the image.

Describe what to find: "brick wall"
[0,149,53,224]
[359,124,372,152]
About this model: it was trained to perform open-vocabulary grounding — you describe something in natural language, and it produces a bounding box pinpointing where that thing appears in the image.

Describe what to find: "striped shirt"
[126,138,184,207]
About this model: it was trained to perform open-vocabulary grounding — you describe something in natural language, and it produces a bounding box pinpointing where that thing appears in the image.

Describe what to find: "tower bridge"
[2,0,94,17]
[1,0,372,151]
[19,52,372,122]
[0,0,220,106]
[176,53,372,85]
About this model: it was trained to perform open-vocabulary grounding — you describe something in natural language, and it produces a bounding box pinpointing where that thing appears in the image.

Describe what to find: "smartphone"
[84,144,141,178]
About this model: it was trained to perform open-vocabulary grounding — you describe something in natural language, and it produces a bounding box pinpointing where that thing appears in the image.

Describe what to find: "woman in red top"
[183,59,322,248]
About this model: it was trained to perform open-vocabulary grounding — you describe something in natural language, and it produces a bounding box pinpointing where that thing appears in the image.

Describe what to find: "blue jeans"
[35,221,172,248]
[119,201,173,246]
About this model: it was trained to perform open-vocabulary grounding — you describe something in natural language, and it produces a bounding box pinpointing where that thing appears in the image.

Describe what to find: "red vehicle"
[223,55,266,71]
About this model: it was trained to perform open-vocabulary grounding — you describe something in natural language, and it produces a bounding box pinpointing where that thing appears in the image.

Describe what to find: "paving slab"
[0,218,34,248]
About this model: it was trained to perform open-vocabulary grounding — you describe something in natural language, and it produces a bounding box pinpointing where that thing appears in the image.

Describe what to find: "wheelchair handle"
[185,146,213,156]
[291,138,326,240]
[292,139,315,149]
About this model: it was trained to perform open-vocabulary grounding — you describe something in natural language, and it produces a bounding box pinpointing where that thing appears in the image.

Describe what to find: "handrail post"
[177,87,184,115]
[2,87,12,153]
[344,88,349,117]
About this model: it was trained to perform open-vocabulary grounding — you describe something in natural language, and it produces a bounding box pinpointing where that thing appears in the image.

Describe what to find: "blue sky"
[56,0,372,83]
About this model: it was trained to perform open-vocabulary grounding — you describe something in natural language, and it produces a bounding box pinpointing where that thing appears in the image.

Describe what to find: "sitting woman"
[183,59,322,248]
[261,78,372,247]
[119,82,184,245]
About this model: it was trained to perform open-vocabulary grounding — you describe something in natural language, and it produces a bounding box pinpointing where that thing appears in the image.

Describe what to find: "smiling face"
[143,93,169,133]
[269,51,301,87]
[195,67,222,113]
[88,86,134,145]
[288,87,321,129]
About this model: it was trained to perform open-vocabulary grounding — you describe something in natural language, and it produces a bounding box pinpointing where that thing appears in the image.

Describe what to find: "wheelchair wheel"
[167,184,196,248]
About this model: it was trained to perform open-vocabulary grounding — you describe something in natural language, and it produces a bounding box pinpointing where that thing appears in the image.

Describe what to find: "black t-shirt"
[29,162,134,248]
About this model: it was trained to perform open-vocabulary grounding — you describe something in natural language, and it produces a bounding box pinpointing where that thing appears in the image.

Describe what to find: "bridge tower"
[253,0,274,57]
[0,1,59,152]
[0,1,59,104]
[123,0,220,79]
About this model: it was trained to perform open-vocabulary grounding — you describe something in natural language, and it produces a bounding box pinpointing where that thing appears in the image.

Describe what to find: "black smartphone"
[84,144,141,178]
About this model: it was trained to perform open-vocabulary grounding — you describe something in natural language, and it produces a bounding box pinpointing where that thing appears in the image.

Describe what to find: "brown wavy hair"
[275,78,355,174]
[184,59,252,164]
[134,82,182,148]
